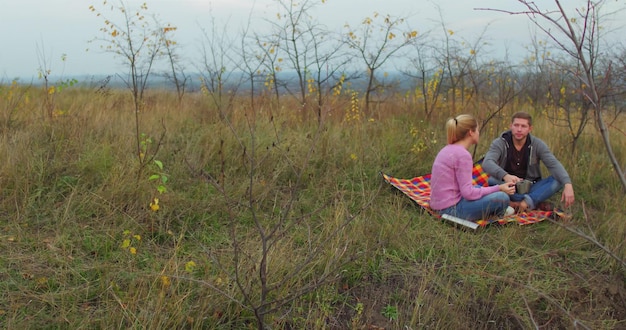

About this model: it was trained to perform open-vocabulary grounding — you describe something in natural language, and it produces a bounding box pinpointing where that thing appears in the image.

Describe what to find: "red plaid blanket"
[382,162,567,227]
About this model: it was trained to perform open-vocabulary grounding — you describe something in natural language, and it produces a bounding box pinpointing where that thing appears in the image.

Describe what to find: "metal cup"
[515,180,532,194]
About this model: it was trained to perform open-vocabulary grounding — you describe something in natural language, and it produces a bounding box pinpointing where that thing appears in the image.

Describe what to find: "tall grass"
[0,84,624,329]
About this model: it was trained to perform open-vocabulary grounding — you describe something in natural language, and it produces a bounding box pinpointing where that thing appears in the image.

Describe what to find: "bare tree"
[89,1,170,165]
[344,13,419,113]
[304,23,352,125]
[252,33,283,106]
[265,0,333,114]
[237,11,270,114]
[35,43,77,120]
[602,46,626,120]
[474,60,523,133]
[402,39,443,120]
[516,33,593,151]
[35,44,56,120]
[157,22,189,104]
[198,16,243,119]
[274,0,313,108]
[484,0,626,192]
[544,60,594,152]
[432,14,492,114]
[186,111,375,330]
[521,34,553,112]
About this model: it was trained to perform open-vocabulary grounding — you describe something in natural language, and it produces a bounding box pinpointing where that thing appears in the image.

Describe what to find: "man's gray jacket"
[482,130,572,185]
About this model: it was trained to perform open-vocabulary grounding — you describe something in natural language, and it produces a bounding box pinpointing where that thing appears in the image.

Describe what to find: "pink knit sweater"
[430,144,500,210]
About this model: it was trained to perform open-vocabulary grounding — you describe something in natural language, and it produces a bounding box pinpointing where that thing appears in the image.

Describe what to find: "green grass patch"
[0,86,624,329]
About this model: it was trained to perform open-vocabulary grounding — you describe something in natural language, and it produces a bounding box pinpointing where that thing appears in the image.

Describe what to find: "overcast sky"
[1,0,624,81]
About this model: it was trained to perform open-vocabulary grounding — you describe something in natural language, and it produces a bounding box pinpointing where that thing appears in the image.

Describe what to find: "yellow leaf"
[161,275,171,287]
[52,109,66,117]
[185,261,197,273]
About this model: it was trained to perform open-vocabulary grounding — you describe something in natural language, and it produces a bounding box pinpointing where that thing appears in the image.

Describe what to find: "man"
[483,112,575,212]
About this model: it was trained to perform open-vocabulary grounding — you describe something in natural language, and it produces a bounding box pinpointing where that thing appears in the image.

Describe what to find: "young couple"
[430,112,575,221]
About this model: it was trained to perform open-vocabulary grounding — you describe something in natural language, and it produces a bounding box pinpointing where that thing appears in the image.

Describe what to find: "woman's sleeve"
[456,154,500,200]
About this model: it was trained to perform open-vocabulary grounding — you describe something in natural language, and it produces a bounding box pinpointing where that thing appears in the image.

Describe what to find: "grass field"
[0,84,625,329]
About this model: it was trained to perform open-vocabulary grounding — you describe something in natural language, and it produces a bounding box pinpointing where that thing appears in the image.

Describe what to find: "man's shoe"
[537,202,554,211]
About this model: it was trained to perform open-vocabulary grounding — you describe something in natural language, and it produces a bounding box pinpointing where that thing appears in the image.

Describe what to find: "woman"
[430,114,515,221]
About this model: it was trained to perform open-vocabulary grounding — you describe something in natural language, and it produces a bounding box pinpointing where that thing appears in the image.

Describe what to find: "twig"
[484,273,592,329]
[547,201,626,269]
[521,293,539,330]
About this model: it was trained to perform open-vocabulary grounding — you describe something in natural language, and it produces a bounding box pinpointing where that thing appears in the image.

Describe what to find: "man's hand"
[517,200,529,213]
[561,183,575,208]
[502,174,522,184]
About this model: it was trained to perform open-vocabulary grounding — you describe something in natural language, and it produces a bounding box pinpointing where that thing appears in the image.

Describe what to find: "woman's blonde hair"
[446,114,478,144]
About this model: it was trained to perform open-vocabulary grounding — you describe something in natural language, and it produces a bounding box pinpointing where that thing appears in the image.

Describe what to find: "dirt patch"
[549,272,626,328]
[334,274,408,329]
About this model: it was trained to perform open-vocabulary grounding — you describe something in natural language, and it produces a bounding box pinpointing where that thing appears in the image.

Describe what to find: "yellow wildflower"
[150,198,159,212]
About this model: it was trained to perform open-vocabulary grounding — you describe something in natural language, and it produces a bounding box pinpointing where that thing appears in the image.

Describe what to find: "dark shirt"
[505,137,529,179]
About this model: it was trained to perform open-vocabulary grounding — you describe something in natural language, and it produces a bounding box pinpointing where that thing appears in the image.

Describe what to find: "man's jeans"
[437,191,511,221]
[488,176,563,209]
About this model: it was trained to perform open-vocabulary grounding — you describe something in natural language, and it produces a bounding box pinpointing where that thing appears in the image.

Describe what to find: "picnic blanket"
[382,160,568,227]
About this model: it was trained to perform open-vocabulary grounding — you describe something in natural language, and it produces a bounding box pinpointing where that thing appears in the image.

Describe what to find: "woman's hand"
[499,182,515,195]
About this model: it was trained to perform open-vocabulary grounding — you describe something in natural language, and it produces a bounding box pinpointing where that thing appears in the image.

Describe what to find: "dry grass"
[0,84,625,329]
